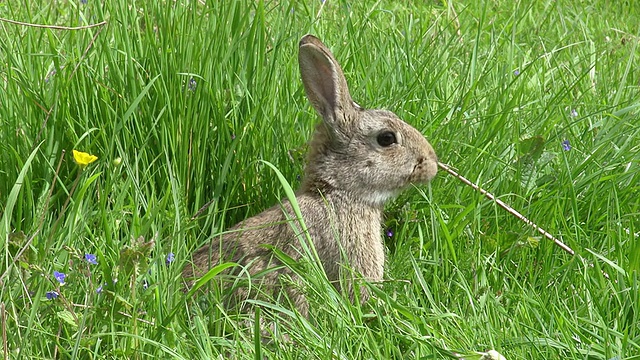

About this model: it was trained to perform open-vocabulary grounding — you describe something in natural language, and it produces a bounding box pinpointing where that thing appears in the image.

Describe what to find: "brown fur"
[183,35,437,315]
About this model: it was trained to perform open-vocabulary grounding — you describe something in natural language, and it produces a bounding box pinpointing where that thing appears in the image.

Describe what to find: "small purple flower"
[570,109,578,117]
[53,271,66,285]
[562,140,571,151]
[85,253,98,265]
[385,228,394,237]
[96,283,105,294]
[46,291,59,300]
[513,69,520,76]
[44,69,56,83]
[80,0,87,4]
[187,78,197,91]
[166,252,175,265]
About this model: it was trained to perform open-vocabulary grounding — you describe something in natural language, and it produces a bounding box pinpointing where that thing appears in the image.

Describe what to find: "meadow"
[1,0,639,358]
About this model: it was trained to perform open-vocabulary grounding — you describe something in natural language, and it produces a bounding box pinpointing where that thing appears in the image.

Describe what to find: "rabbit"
[183,34,438,317]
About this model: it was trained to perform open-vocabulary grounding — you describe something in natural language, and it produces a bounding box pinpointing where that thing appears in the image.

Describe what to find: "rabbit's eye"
[377,131,397,147]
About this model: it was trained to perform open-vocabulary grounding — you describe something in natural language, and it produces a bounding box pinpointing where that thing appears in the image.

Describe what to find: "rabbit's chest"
[334,210,385,282]
[298,194,385,282]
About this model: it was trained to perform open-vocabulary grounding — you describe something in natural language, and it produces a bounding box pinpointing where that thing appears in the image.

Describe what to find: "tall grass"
[1,0,639,358]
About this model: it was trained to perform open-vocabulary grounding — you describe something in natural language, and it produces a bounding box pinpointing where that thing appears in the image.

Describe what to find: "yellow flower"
[72,150,98,169]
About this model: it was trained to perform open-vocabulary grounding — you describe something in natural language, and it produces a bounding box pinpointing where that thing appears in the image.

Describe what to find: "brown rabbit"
[183,35,437,316]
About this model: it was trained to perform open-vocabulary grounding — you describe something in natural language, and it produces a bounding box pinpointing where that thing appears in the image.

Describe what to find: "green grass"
[1,0,639,358]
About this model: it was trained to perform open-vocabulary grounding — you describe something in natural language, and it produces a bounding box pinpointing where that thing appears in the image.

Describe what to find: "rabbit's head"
[298,35,437,207]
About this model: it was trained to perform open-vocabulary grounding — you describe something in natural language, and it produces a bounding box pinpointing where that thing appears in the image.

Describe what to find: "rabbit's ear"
[299,35,356,127]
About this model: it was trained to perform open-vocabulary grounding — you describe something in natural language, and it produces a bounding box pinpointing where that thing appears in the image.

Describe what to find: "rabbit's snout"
[411,146,438,183]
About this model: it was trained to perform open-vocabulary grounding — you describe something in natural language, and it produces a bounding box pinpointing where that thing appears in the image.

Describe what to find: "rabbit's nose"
[429,149,438,163]
[413,149,438,182]
[417,149,437,165]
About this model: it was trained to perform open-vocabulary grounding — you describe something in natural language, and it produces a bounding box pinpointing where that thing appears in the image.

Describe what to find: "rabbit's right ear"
[299,35,356,130]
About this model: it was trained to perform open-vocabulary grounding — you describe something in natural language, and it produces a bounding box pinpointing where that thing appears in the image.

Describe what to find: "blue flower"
[187,78,197,91]
[513,69,520,76]
[562,140,571,151]
[96,284,105,294]
[385,228,394,237]
[53,271,66,285]
[46,291,59,300]
[85,253,98,265]
[570,109,578,117]
[166,252,175,265]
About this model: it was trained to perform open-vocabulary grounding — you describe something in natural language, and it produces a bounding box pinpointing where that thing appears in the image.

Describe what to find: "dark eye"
[377,131,397,147]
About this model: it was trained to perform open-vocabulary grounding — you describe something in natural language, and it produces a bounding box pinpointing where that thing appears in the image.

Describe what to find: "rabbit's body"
[185,191,384,310]
[183,35,437,314]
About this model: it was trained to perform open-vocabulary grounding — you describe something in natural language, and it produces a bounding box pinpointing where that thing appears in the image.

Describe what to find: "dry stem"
[438,162,575,255]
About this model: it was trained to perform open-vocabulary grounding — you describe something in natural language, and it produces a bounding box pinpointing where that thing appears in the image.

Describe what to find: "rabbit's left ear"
[299,35,356,129]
